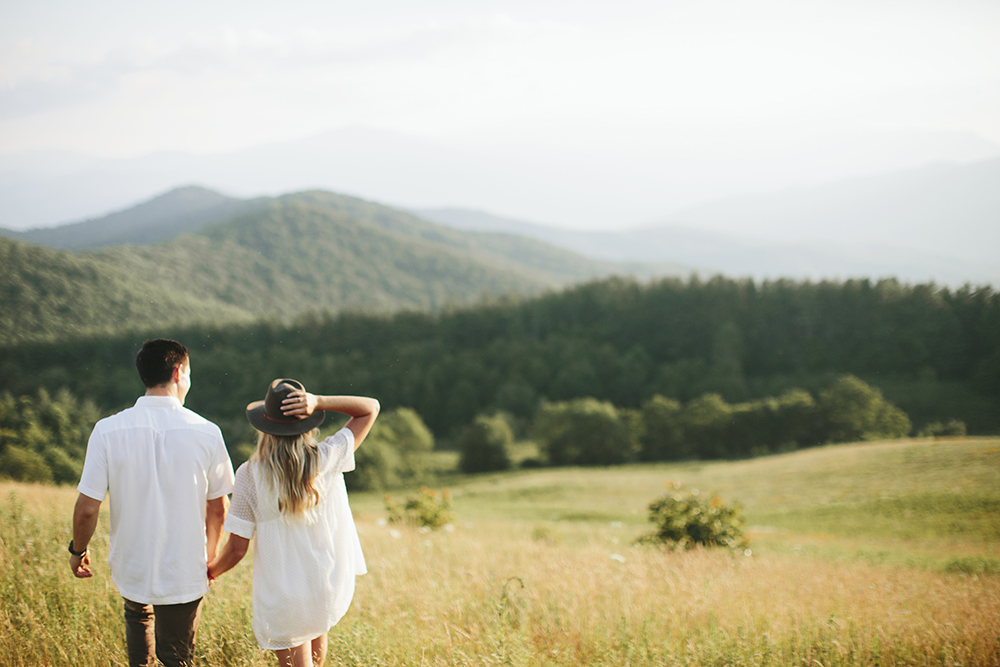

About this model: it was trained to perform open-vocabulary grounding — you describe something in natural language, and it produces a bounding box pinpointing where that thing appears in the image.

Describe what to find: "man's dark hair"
[136,339,189,388]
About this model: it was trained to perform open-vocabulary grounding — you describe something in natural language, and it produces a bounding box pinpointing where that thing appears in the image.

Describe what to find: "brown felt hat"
[246,378,325,436]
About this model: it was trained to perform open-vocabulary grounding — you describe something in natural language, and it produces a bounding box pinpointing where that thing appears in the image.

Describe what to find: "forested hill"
[0,235,257,345]
[3,276,998,448]
[6,186,249,251]
[0,189,670,345]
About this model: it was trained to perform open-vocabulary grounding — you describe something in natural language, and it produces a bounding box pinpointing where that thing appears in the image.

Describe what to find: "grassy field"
[2,437,998,666]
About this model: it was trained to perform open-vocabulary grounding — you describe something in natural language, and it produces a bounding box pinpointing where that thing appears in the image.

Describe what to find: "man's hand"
[70,552,93,578]
[281,389,318,420]
[70,493,101,581]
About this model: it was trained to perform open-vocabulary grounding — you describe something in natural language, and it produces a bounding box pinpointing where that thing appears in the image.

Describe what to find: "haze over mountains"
[418,157,1000,287]
[2,125,998,233]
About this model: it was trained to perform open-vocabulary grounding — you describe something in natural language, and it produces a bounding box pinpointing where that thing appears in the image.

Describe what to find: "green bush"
[458,412,513,473]
[533,398,637,466]
[638,482,749,550]
[384,487,455,529]
[0,445,53,483]
[351,439,403,491]
[818,374,911,442]
[942,555,1000,576]
[917,419,967,438]
[349,407,434,491]
[681,393,732,459]
[639,395,685,461]
[0,388,98,484]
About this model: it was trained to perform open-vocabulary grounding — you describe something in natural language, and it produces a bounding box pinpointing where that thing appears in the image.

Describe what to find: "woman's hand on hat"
[281,389,317,420]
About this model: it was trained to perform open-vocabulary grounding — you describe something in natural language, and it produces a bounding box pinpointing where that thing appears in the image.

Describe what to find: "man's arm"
[70,493,102,578]
[282,392,380,449]
[205,496,229,563]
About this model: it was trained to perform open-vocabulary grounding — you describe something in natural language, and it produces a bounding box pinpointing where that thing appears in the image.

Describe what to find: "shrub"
[918,420,967,438]
[640,395,685,461]
[533,398,636,466]
[943,555,1000,576]
[458,412,513,473]
[0,388,98,484]
[638,482,748,550]
[372,407,435,478]
[384,487,454,529]
[818,374,911,442]
[0,445,53,483]
[349,407,434,491]
[681,393,733,459]
[351,439,403,491]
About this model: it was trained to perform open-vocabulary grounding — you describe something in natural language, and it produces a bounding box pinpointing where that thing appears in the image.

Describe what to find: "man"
[70,338,235,667]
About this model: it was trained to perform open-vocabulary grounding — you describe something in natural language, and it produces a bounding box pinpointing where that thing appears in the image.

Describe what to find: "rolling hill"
[0,188,674,344]
[7,186,252,251]
[0,235,256,344]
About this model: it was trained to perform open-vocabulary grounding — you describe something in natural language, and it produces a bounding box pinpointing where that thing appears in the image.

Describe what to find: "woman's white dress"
[223,428,367,650]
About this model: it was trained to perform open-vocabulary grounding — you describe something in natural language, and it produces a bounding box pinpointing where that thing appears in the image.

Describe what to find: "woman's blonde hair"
[252,428,322,519]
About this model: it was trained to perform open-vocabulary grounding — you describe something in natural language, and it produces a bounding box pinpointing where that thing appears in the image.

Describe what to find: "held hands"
[70,552,93,578]
[281,389,317,420]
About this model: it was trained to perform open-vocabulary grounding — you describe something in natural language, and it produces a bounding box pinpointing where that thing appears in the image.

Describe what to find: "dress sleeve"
[223,463,257,539]
[321,428,356,473]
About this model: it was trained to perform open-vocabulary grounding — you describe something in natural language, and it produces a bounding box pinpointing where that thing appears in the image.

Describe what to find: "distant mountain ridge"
[7,186,251,250]
[2,125,998,232]
[660,157,1000,261]
[417,156,1000,287]
[0,187,676,345]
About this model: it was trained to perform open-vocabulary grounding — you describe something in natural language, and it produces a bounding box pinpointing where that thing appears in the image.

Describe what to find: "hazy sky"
[2,0,999,226]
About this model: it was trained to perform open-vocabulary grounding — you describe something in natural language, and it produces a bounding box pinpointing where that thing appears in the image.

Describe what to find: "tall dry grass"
[2,438,999,666]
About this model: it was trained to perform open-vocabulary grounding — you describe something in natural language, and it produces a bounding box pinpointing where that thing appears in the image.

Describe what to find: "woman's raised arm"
[281,391,380,449]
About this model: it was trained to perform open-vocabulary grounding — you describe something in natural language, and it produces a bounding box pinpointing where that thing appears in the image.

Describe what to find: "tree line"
[0,373,934,488]
[0,274,996,485]
[462,374,912,472]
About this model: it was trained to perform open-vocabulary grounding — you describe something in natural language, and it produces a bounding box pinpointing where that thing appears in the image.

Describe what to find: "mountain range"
[417,156,1000,287]
[2,148,996,346]
[2,126,998,233]
[0,187,673,345]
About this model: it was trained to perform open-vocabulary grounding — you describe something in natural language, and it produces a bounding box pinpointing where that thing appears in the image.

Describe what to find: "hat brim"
[246,400,325,436]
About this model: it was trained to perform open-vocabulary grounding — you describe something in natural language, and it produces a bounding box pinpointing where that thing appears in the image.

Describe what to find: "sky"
[1,0,999,227]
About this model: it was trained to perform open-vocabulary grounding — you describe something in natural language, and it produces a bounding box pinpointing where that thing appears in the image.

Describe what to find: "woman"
[209,378,379,667]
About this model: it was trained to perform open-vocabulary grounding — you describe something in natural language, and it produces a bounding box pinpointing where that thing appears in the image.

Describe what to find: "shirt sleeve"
[76,424,109,501]
[207,428,235,500]
[322,428,356,474]
[223,463,257,539]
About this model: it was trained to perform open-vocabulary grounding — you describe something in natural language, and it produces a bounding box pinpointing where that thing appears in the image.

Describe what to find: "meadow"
[3,437,998,666]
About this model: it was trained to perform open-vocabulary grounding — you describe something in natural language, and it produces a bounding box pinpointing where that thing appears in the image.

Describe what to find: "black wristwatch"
[68,540,88,557]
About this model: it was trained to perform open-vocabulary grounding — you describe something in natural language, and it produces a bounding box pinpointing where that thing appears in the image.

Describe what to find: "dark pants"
[123,597,203,667]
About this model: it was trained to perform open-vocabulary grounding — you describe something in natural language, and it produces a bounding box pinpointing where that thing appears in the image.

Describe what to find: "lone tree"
[533,398,637,466]
[459,412,513,473]
[819,374,911,443]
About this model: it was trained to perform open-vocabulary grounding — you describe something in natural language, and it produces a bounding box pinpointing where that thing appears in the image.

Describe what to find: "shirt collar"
[135,395,183,408]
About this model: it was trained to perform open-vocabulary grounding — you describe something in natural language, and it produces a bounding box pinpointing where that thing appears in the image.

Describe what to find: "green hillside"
[1,189,667,345]
[93,196,558,319]
[0,236,255,345]
[8,186,249,251]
